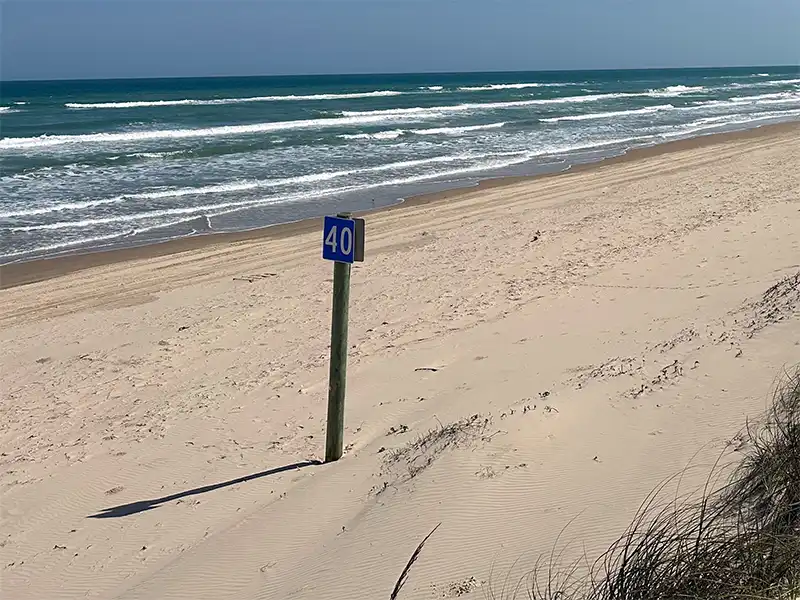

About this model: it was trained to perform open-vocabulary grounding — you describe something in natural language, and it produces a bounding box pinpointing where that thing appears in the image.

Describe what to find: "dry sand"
[1,124,799,600]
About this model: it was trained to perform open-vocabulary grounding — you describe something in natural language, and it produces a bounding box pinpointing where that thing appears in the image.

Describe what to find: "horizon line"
[2,64,798,84]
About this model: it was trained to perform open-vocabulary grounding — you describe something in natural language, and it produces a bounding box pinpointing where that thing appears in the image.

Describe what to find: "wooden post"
[325,213,352,463]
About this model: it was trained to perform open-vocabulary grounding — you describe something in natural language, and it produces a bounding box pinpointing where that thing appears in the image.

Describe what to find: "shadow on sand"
[89,460,321,519]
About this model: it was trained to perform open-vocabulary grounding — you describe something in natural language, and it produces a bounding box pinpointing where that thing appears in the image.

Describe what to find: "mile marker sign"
[322,213,364,463]
[322,215,365,264]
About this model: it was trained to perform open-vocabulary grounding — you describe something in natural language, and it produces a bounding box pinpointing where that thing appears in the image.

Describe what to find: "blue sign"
[322,216,356,264]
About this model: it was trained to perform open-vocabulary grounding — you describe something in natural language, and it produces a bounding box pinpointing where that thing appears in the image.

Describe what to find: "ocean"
[1,66,798,264]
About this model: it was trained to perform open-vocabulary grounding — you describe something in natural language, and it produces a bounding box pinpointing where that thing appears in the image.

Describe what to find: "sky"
[1,0,799,81]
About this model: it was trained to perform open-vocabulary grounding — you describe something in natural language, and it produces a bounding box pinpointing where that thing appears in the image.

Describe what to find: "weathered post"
[321,212,364,462]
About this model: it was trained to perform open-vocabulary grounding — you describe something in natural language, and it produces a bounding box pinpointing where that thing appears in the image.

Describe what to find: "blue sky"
[2,0,799,80]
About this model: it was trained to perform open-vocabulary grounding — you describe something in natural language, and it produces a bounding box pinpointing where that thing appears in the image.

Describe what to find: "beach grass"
[499,368,800,600]
[388,369,800,599]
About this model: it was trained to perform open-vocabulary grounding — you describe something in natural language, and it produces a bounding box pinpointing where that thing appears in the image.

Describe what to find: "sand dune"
[1,124,798,600]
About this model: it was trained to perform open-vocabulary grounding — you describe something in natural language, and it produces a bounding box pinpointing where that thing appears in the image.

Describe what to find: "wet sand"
[2,122,797,289]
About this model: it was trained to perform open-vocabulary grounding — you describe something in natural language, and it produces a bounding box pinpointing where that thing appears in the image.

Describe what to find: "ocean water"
[1,66,798,263]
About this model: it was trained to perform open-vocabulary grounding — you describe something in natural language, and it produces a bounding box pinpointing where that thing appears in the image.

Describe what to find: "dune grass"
[509,368,800,600]
[389,370,800,599]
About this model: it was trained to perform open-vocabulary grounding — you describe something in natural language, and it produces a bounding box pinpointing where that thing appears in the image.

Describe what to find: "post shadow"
[89,460,321,519]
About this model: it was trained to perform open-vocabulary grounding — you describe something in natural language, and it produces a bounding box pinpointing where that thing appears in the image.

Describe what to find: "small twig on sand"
[390,523,442,600]
[233,273,277,283]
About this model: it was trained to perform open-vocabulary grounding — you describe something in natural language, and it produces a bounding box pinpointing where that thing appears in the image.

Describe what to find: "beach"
[1,123,799,599]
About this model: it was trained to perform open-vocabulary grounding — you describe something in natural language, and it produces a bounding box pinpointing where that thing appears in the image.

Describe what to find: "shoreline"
[1,120,798,290]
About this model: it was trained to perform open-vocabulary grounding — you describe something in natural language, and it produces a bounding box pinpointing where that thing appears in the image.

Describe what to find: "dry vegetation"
[506,369,800,600]
[375,414,492,496]
[389,370,800,599]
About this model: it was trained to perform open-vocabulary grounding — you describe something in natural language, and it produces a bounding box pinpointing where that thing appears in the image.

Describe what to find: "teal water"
[1,66,798,262]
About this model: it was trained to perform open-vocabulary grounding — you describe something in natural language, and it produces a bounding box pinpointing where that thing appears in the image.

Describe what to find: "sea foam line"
[663,108,800,138]
[7,137,645,232]
[8,90,751,151]
[64,90,405,109]
[671,92,800,113]
[184,136,654,223]
[0,94,643,150]
[457,82,571,91]
[647,85,706,97]
[1,230,142,261]
[339,122,506,140]
[209,154,545,219]
[207,139,641,223]
[340,92,650,118]
[0,153,504,219]
[541,105,674,123]
[729,78,800,90]
[730,91,800,103]
[0,111,446,150]
[6,191,314,231]
[759,78,800,86]
[686,109,800,127]
[338,130,406,141]
[413,122,507,135]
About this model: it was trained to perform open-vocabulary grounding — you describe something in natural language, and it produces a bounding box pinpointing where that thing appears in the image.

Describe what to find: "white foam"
[0,154,494,219]
[755,97,800,106]
[0,107,15,113]
[339,130,406,140]
[209,137,649,221]
[7,142,627,233]
[129,151,184,159]
[340,122,507,140]
[342,105,471,118]
[732,91,793,101]
[762,78,800,86]
[411,122,506,135]
[130,215,213,236]
[729,92,800,105]
[3,95,647,150]
[647,85,706,97]
[729,78,800,90]
[213,155,543,220]
[541,105,674,123]
[355,153,509,172]
[0,111,443,150]
[422,86,444,91]
[0,196,127,219]
[0,230,139,260]
[341,93,648,118]
[0,175,342,219]
[673,94,800,115]
[457,82,568,91]
[7,192,301,232]
[663,108,800,138]
[63,90,405,109]
[534,136,648,156]
[665,85,705,93]
[186,133,757,228]
[107,151,183,161]
[6,136,654,247]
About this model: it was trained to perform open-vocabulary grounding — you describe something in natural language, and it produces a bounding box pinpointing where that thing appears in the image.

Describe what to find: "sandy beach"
[1,124,799,599]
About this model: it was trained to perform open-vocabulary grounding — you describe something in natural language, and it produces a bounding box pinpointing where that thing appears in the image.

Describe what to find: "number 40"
[325,225,353,256]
